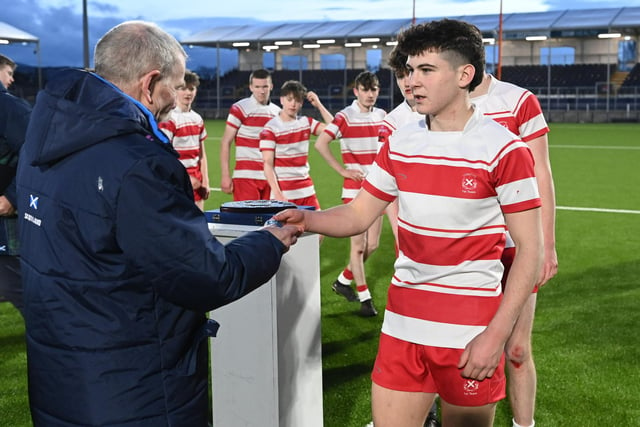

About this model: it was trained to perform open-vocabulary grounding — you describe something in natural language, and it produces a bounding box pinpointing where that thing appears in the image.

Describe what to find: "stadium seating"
[501,64,614,89]
[621,63,640,87]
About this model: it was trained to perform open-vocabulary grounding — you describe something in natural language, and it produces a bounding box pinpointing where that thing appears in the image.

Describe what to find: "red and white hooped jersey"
[472,75,550,249]
[379,100,423,146]
[259,115,322,200]
[323,100,386,200]
[472,74,549,143]
[226,95,281,180]
[160,108,207,175]
[362,109,541,349]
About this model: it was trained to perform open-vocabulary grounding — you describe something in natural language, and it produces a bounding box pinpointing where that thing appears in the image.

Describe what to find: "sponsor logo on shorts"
[463,379,479,396]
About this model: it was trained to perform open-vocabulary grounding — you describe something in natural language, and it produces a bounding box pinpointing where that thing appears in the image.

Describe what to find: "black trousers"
[0,255,23,316]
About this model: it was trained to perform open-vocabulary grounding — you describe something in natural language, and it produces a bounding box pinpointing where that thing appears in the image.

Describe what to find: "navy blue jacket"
[17,69,286,426]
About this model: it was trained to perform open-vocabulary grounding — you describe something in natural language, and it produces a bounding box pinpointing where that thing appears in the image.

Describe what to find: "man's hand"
[0,196,16,216]
[263,224,303,252]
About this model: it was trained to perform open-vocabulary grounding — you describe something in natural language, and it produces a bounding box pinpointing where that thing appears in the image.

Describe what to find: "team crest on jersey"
[463,379,479,396]
[461,173,478,194]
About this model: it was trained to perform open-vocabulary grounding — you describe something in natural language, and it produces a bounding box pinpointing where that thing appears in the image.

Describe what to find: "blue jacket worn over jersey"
[17,69,286,426]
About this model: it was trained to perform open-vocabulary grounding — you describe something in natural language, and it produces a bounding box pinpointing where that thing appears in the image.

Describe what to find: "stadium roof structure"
[181,6,640,48]
[0,21,39,44]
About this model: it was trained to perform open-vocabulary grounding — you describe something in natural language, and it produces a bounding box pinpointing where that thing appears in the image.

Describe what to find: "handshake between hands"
[262,209,308,252]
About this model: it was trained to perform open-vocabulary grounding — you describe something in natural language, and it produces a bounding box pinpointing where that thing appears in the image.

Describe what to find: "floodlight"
[598,33,621,39]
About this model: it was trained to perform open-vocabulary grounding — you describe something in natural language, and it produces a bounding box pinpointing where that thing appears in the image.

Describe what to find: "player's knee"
[505,342,531,366]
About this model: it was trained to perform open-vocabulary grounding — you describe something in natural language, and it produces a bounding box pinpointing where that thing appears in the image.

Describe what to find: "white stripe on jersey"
[392,257,504,296]
[382,309,487,349]
[496,176,540,206]
[399,192,506,235]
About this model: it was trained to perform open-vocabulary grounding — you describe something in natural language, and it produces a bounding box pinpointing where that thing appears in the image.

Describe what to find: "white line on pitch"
[209,187,222,192]
[557,206,640,214]
[551,145,640,150]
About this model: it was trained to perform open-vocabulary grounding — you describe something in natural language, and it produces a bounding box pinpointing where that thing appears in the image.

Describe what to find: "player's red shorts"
[371,333,506,407]
[232,178,271,201]
[501,246,539,293]
[290,194,320,211]
[190,169,205,201]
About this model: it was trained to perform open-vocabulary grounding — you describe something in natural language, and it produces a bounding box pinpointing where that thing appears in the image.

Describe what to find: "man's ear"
[459,64,476,89]
[140,70,162,104]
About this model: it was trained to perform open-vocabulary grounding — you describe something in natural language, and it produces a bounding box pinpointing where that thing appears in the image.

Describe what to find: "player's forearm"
[487,238,543,341]
[536,168,557,249]
[304,204,369,237]
[314,137,345,175]
[317,104,334,124]
[490,208,544,336]
[219,142,231,178]
[263,165,281,197]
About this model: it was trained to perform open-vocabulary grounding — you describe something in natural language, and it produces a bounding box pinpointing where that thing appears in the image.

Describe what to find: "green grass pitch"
[1,122,639,426]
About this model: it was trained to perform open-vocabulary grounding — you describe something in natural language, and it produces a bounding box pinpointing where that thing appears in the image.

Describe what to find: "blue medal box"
[204,200,314,226]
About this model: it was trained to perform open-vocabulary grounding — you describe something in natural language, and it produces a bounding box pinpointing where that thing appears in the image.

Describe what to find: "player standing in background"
[471,72,558,427]
[160,70,209,210]
[379,46,424,247]
[260,80,333,211]
[314,71,386,317]
[220,69,280,201]
[0,53,31,316]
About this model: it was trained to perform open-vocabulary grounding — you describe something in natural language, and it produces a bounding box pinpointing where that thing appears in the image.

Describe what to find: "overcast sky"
[2,0,639,69]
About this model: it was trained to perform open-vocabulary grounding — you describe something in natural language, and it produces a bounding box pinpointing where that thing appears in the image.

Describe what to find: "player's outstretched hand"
[271,208,307,233]
[264,223,303,253]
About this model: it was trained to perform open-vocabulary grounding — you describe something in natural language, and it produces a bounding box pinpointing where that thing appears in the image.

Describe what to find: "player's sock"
[356,285,371,302]
[337,268,353,285]
[512,419,535,427]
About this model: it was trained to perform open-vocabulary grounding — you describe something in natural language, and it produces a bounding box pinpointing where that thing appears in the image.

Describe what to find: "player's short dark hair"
[387,46,408,78]
[280,80,307,102]
[354,71,379,91]
[0,54,16,70]
[184,69,200,87]
[397,19,485,91]
[250,68,272,83]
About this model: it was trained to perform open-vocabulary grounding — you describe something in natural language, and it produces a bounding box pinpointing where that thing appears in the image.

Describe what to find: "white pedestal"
[209,224,323,427]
